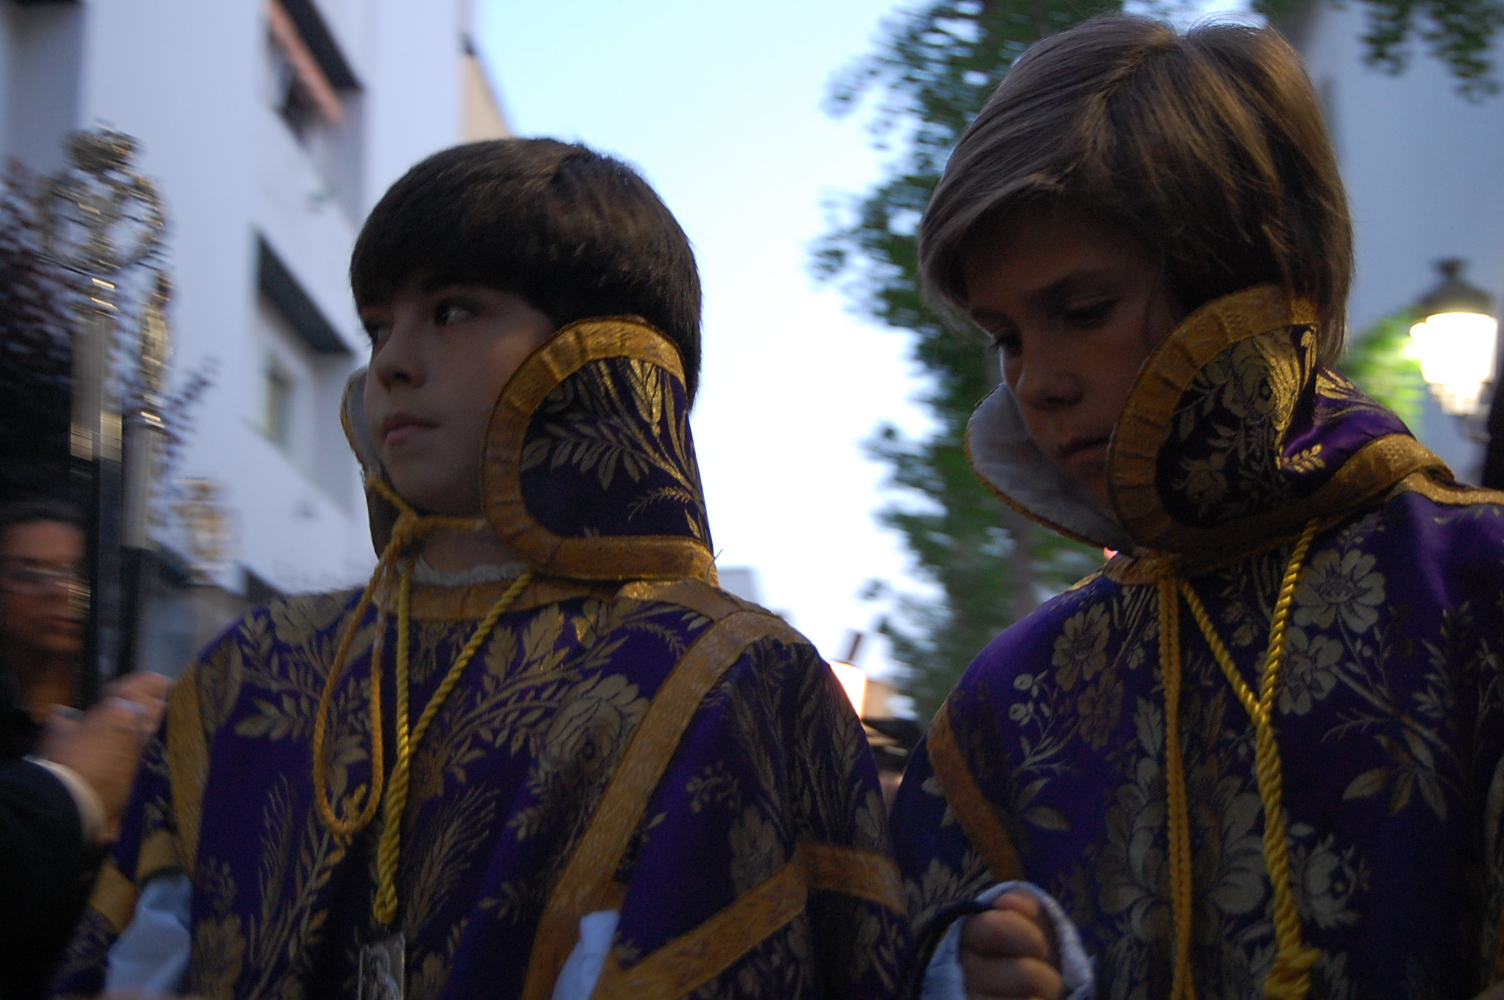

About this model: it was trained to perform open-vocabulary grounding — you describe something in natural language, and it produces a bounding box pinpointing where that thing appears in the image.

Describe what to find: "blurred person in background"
[865,716,922,812]
[0,498,169,1000]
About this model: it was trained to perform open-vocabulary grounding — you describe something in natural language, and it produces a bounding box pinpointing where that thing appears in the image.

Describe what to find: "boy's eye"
[987,329,1022,358]
[1062,298,1114,329]
[434,300,475,326]
[363,321,389,346]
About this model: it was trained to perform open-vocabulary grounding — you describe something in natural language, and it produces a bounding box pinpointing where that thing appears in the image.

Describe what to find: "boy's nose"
[1012,357,1082,411]
[371,323,425,387]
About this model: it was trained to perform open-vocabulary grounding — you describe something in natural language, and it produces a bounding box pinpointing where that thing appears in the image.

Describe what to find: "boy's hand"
[959,890,1063,1000]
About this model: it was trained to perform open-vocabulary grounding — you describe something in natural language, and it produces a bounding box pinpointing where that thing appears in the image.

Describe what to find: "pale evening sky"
[480,0,937,686]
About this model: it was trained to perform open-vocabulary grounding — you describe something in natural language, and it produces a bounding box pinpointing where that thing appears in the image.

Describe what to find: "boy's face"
[961,203,1183,510]
[362,283,555,516]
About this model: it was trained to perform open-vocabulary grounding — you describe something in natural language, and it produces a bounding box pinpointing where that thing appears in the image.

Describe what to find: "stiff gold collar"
[342,316,716,591]
[967,285,1448,570]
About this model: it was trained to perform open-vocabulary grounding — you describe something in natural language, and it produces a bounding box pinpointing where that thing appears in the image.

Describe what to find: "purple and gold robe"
[891,287,1504,998]
[55,319,906,999]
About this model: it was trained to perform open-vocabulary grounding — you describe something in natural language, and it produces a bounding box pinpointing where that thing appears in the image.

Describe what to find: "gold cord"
[1156,578,1197,1000]
[311,477,528,871]
[371,564,532,926]
[1158,517,1322,1000]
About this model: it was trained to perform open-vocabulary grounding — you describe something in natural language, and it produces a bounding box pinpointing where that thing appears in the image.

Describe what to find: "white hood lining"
[966,384,1136,553]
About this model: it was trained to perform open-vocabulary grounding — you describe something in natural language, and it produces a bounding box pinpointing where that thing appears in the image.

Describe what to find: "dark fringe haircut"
[919,16,1353,362]
[0,497,81,539]
[350,138,704,398]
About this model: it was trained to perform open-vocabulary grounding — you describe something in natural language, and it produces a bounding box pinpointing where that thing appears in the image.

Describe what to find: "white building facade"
[0,0,508,670]
[1289,1,1504,477]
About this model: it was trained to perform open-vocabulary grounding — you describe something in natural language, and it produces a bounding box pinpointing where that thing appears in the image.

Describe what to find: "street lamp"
[1409,259,1499,427]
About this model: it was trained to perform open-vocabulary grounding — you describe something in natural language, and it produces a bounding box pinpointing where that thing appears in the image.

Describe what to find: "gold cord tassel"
[1158,518,1323,1000]
[1157,577,1198,1000]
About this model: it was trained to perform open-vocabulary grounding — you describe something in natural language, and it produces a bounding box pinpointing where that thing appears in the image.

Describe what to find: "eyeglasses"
[0,562,84,596]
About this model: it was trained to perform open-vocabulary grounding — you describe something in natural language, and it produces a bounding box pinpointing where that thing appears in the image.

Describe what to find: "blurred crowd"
[0,499,168,999]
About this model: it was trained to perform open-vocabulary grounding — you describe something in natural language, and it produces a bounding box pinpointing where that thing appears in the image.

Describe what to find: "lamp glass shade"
[1408,311,1499,416]
[830,661,868,716]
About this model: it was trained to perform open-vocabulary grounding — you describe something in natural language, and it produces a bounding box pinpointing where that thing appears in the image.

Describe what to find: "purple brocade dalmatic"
[890,286,1504,998]
[53,319,906,1000]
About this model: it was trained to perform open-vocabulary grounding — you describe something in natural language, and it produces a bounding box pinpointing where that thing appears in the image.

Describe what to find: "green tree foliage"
[1340,308,1428,429]
[1258,0,1504,98]
[816,0,1109,719]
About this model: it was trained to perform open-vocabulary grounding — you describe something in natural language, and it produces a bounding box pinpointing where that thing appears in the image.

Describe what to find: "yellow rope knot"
[1263,944,1321,1000]
[1157,518,1323,1000]
[309,477,533,928]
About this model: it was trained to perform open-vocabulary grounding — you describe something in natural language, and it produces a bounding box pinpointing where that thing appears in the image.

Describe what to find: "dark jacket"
[0,672,98,1000]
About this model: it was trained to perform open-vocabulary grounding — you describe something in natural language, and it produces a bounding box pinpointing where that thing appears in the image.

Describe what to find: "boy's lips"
[382,413,438,445]
[1057,434,1111,467]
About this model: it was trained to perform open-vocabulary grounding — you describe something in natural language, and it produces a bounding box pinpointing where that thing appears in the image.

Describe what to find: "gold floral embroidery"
[524,360,705,543]
[1283,444,1326,475]
[1292,548,1385,633]
[1287,823,1369,930]
[1277,627,1341,715]
[1053,604,1110,691]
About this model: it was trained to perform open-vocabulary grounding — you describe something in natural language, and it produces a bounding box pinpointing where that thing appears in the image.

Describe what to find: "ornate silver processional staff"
[36,127,169,701]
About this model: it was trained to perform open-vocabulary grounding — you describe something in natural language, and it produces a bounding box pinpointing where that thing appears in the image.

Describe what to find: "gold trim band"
[482,317,715,582]
[522,608,800,1000]
[800,841,905,913]
[166,664,208,875]
[928,701,1023,883]
[590,849,809,1000]
[88,860,139,936]
[589,839,899,1000]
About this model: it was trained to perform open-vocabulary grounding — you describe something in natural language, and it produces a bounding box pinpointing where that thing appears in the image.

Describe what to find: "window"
[253,236,358,510]
[263,357,293,448]
[266,0,345,140]
[264,0,363,215]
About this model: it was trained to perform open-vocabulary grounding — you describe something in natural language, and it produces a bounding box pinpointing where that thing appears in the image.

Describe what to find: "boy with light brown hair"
[891,16,1504,1000]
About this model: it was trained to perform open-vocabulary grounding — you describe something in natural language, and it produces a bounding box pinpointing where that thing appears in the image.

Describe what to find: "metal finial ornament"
[38,128,166,277]
[36,126,173,696]
[123,272,172,550]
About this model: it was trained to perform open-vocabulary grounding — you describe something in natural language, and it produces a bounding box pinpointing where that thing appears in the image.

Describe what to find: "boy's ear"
[341,368,399,555]
[340,368,382,474]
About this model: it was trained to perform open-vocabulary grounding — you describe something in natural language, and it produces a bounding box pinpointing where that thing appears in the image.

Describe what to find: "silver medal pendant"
[358,931,405,1000]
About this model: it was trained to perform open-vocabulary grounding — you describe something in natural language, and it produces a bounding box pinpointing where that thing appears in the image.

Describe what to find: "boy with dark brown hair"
[55,138,906,1000]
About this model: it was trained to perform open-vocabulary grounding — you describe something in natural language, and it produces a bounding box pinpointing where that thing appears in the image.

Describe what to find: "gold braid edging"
[522,608,802,1000]
[927,701,1024,883]
[590,848,808,1000]
[589,840,900,1000]
[166,663,208,874]
[88,860,139,935]
[800,841,905,913]
[1156,577,1196,1000]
